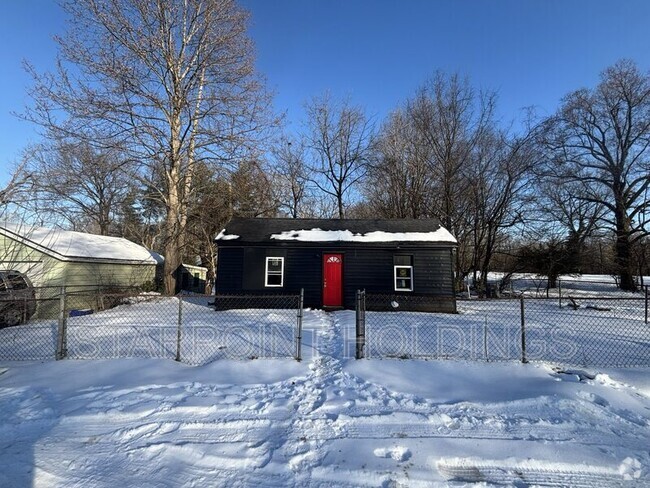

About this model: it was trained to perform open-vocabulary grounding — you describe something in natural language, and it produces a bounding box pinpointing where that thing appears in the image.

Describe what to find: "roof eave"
[216,239,457,248]
[0,227,159,265]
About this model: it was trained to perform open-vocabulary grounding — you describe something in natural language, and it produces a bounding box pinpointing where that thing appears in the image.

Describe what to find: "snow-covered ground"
[1,309,649,486]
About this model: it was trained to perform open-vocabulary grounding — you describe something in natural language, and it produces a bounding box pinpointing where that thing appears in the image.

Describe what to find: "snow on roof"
[0,223,161,264]
[215,229,240,241]
[216,218,458,245]
[270,228,458,243]
[149,251,165,264]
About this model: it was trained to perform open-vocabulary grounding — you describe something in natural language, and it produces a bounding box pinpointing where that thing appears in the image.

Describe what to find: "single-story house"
[0,223,163,317]
[215,218,457,312]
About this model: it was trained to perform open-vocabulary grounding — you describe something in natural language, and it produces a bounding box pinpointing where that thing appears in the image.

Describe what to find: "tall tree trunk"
[615,199,637,291]
[547,273,558,289]
[163,117,185,295]
[99,218,110,236]
[163,180,184,295]
[477,225,499,298]
[478,261,489,298]
[615,227,636,291]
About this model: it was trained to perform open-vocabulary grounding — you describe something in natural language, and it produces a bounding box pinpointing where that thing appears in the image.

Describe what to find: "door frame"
[322,252,344,307]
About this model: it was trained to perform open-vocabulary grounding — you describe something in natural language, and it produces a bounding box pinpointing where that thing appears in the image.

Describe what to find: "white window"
[265,257,284,287]
[394,265,413,291]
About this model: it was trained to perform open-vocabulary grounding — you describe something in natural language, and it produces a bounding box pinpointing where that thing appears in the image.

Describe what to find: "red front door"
[322,254,343,307]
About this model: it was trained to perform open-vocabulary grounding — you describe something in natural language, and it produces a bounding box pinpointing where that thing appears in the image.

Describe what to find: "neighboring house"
[215,218,457,312]
[0,223,163,317]
[175,263,208,294]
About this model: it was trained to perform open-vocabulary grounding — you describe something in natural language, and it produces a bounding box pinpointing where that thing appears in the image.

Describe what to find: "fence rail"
[355,291,650,367]
[0,288,303,364]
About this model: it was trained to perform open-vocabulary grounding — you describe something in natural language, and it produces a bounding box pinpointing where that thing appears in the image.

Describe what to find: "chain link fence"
[0,286,77,361]
[3,284,647,368]
[355,291,650,367]
[0,287,303,364]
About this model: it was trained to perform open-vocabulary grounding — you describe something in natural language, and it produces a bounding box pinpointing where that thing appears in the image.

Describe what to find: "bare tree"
[271,136,310,218]
[23,0,276,293]
[362,73,507,290]
[115,186,165,250]
[0,166,31,211]
[407,73,496,288]
[469,129,538,295]
[230,160,278,218]
[305,93,373,219]
[539,182,604,246]
[523,179,605,287]
[408,72,495,232]
[542,60,650,291]
[364,109,432,218]
[24,142,132,235]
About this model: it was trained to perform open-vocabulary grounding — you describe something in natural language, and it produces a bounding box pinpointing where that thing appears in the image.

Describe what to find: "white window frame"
[265,257,284,287]
[394,265,413,291]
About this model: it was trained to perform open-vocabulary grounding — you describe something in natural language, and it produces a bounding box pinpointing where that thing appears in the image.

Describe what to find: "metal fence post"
[558,279,562,309]
[355,289,366,359]
[645,285,648,325]
[175,294,183,362]
[56,286,68,360]
[295,288,304,361]
[483,316,489,361]
[520,295,527,363]
[355,290,360,359]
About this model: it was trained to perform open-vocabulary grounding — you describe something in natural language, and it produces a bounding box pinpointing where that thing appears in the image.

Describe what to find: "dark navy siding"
[216,245,455,311]
[215,248,243,294]
[342,249,392,306]
[413,249,455,294]
[284,249,322,306]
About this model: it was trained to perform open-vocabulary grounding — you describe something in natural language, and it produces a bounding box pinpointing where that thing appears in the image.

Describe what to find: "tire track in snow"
[24,378,303,487]
[436,456,640,487]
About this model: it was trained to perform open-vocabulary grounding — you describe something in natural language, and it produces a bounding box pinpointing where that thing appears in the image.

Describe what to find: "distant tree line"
[3,0,649,294]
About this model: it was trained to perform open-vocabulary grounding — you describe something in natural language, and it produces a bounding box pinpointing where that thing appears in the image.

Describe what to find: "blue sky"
[2,0,650,184]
